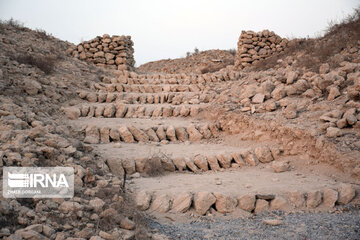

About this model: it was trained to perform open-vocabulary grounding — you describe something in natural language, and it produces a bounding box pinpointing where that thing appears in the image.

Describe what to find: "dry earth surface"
[0,12,360,240]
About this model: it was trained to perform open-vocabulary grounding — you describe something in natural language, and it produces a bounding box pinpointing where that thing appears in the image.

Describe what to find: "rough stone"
[118,125,135,143]
[254,199,269,213]
[122,158,136,174]
[337,184,356,204]
[270,196,289,210]
[136,190,152,211]
[173,157,187,171]
[186,125,203,141]
[175,127,188,142]
[284,103,297,119]
[63,107,80,120]
[128,126,149,142]
[254,146,274,163]
[287,191,306,208]
[216,154,232,168]
[166,125,177,141]
[193,155,209,171]
[171,192,192,213]
[237,194,256,212]
[103,104,116,117]
[272,161,290,173]
[151,193,171,213]
[322,188,338,207]
[214,193,237,213]
[206,155,221,170]
[326,127,342,138]
[306,191,323,208]
[194,191,216,215]
[184,157,200,173]
[84,125,100,144]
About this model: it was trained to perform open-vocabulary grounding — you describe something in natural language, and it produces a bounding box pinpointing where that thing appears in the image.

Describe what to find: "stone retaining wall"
[235,30,288,68]
[67,34,135,71]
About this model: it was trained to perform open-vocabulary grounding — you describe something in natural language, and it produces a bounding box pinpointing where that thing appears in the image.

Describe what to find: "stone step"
[132,168,357,214]
[103,70,241,85]
[77,91,215,104]
[92,83,205,93]
[79,121,221,144]
[96,142,282,175]
[63,103,207,119]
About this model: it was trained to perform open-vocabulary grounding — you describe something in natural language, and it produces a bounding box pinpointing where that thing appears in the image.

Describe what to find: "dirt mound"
[137,49,235,74]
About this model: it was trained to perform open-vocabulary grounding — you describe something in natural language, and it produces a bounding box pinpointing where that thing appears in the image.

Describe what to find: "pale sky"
[0,0,358,66]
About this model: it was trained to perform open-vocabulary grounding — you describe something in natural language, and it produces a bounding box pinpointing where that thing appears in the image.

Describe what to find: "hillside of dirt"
[0,8,360,240]
[137,49,235,74]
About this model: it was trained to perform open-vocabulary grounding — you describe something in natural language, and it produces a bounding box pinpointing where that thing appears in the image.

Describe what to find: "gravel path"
[148,209,360,240]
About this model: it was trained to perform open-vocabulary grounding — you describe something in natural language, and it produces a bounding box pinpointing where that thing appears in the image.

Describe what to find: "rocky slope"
[137,49,235,74]
[0,21,151,239]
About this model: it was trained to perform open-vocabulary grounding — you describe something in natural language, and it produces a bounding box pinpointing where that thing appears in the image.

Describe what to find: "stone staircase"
[63,70,358,218]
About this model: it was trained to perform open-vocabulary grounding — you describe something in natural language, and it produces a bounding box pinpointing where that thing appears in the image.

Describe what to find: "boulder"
[287,191,306,208]
[156,126,167,141]
[194,191,216,215]
[146,128,160,142]
[271,85,286,101]
[254,146,274,163]
[24,79,42,95]
[241,150,259,166]
[100,126,110,143]
[136,190,152,211]
[103,104,116,117]
[122,158,136,175]
[306,191,323,208]
[184,157,200,173]
[232,153,246,167]
[135,157,148,173]
[175,127,188,141]
[327,86,340,101]
[151,193,171,213]
[337,184,356,204]
[206,155,221,171]
[284,103,297,119]
[128,126,149,142]
[173,157,187,171]
[171,192,192,213]
[216,154,232,169]
[326,127,342,138]
[84,125,100,144]
[272,161,289,173]
[165,125,177,141]
[322,188,338,207]
[115,103,128,118]
[237,194,256,212]
[252,93,265,104]
[118,126,135,143]
[214,193,237,213]
[254,199,269,213]
[109,128,120,141]
[63,107,81,120]
[270,196,289,210]
[193,155,209,171]
[186,125,203,141]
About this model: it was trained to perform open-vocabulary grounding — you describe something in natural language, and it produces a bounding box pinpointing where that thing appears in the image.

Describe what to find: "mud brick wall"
[235,30,288,68]
[68,34,135,71]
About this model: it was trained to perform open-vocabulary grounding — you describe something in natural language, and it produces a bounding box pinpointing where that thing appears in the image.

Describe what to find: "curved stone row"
[106,145,279,175]
[78,91,215,105]
[64,104,205,120]
[83,123,221,144]
[93,83,205,93]
[102,69,242,85]
[135,184,356,215]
